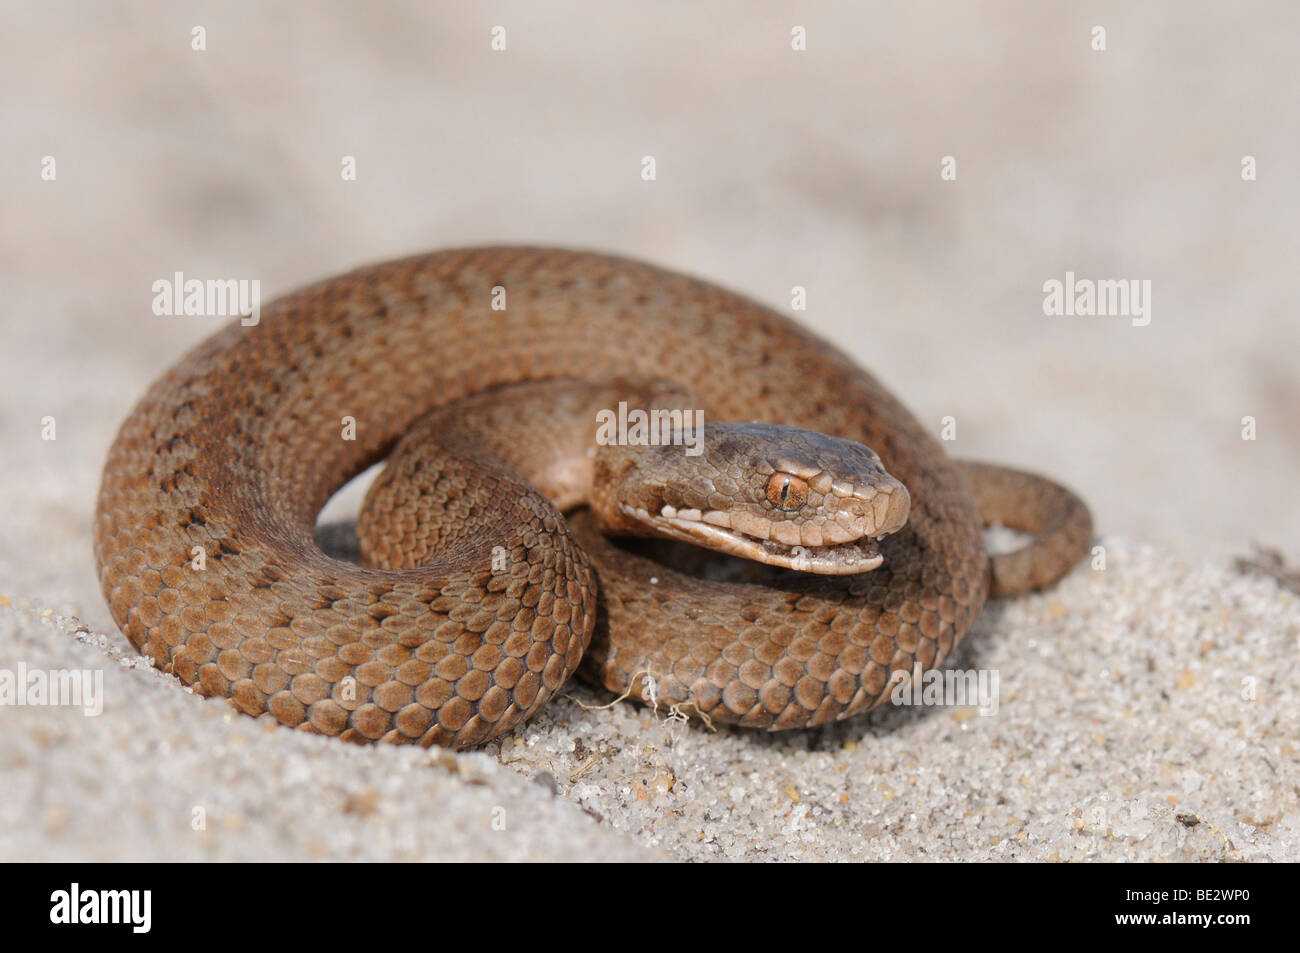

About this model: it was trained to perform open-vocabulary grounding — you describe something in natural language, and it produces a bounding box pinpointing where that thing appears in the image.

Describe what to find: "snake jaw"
[593,420,911,575]
[618,503,887,575]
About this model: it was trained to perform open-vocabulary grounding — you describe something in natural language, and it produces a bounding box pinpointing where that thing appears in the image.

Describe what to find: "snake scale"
[94,247,1092,748]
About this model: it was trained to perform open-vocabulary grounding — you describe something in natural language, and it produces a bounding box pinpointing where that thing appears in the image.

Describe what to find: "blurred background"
[3,1,1298,622]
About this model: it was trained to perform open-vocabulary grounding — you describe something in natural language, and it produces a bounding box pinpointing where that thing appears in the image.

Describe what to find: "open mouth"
[620,504,884,575]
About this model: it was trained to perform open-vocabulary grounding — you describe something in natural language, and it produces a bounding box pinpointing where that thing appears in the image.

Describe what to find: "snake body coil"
[94,248,1091,748]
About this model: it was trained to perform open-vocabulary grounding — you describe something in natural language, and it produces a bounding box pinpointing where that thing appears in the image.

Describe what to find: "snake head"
[592,422,909,574]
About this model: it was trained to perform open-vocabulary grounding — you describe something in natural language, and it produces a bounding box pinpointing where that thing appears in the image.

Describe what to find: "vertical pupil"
[779,476,790,504]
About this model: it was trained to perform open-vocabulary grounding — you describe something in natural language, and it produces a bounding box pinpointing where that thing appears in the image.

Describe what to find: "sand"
[2,536,1295,861]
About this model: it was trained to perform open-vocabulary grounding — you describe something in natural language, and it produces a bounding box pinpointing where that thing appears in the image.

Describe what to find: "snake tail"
[957,461,1094,597]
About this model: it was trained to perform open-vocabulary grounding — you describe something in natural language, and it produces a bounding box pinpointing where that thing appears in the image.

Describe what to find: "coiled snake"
[94,248,1092,748]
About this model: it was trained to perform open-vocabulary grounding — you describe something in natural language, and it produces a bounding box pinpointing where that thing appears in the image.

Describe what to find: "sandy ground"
[1,2,1297,861]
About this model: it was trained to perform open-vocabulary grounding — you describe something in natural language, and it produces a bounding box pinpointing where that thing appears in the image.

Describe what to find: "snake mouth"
[618,504,884,575]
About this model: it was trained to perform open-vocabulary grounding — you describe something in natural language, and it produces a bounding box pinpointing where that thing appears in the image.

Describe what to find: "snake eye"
[765,472,808,509]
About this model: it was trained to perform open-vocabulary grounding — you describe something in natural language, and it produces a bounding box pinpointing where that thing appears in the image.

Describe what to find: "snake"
[93,247,1092,748]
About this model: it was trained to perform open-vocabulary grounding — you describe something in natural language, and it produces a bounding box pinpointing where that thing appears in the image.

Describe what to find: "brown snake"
[94,247,1092,748]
